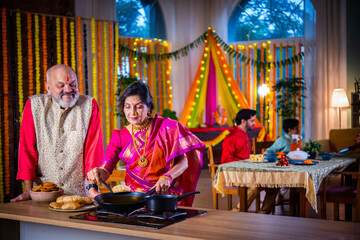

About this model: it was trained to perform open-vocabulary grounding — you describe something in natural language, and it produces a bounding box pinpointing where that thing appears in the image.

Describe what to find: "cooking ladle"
[99,178,113,193]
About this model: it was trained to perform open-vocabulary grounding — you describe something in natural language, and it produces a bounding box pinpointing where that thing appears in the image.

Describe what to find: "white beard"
[52,92,79,108]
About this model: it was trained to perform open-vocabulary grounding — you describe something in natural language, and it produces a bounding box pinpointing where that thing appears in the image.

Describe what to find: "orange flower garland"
[62,17,68,65]
[42,15,48,92]
[76,16,84,94]
[103,21,110,143]
[113,24,119,129]
[16,12,24,126]
[34,14,41,94]
[91,18,98,101]
[27,13,34,96]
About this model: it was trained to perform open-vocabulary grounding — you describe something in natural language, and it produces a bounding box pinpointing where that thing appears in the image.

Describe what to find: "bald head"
[46,64,79,108]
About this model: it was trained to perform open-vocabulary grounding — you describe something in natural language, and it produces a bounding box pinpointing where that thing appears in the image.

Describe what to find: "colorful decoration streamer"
[70,20,76,72]
[91,18,97,101]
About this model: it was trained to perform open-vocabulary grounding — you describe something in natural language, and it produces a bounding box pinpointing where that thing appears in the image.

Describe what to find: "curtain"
[309,0,347,140]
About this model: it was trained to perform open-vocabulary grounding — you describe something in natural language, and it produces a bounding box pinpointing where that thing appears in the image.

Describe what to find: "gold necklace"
[131,124,150,167]
[132,118,151,131]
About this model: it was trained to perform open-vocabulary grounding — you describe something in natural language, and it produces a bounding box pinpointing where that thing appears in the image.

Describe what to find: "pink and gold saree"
[102,115,204,206]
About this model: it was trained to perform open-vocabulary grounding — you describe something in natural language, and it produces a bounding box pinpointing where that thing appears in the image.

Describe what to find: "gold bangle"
[160,175,171,183]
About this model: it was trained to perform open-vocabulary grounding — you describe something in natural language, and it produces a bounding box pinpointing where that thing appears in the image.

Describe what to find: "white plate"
[243,159,268,163]
[49,202,98,212]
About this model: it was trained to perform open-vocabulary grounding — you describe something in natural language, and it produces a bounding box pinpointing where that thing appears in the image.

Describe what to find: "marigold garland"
[34,14,41,94]
[56,17,61,64]
[70,21,76,72]
[108,23,114,133]
[203,130,230,148]
[97,21,103,128]
[76,16,84,94]
[91,18,98,101]
[1,8,8,203]
[42,15,48,92]
[15,11,24,194]
[62,17,68,65]
[27,13,34,96]
[103,22,110,143]
[113,24,119,129]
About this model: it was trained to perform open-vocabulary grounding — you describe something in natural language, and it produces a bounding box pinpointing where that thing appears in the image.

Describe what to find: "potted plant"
[303,140,322,159]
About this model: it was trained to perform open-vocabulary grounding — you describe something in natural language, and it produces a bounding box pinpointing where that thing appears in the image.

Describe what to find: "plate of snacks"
[292,159,319,165]
[249,154,267,162]
[30,182,64,203]
[49,195,98,212]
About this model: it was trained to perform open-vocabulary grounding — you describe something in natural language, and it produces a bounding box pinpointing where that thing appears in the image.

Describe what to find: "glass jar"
[290,134,301,151]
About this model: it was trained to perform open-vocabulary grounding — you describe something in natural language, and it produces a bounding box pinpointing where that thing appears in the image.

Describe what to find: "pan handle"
[146,188,156,195]
[176,191,200,202]
[99,178,113,194]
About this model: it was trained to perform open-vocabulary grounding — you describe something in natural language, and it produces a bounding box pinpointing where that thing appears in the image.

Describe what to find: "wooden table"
[1,200,360,240]
[213,157,356,217]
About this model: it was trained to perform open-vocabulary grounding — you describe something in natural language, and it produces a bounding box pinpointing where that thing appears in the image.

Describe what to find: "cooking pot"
[145,191,200,212]
[95,188,156,215]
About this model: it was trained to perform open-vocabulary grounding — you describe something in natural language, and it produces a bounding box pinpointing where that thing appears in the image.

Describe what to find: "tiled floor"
[193,169,353,221]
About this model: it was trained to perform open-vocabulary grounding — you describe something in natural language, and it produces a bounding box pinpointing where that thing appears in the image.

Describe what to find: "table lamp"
[331,88,349,129]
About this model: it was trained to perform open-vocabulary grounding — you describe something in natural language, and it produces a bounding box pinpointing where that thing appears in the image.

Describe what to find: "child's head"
[283,119,299,135]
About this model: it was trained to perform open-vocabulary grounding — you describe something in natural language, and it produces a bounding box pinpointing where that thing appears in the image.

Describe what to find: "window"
[228,0,304,42]
[116,0,166,39]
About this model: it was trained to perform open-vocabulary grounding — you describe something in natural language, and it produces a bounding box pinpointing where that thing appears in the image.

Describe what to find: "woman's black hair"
[118,81,154,115]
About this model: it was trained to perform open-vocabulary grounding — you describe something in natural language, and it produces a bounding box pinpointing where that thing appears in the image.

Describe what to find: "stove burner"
[70,208,207,229]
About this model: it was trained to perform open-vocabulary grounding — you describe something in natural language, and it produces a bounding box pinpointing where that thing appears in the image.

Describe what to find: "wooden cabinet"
[351,93,360,127]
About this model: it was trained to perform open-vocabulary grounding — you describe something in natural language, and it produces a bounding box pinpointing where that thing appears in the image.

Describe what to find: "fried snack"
[57,195,82,204]
[250,154,264,162]
[112,184,131,193]
[80,196,93,204]
[49,202,63,209]
[303,160,313,164]
[61,202,81,210]
[32,182,61,192]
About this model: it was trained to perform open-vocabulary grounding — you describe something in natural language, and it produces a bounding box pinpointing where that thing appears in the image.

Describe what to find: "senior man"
[11,64,103,202]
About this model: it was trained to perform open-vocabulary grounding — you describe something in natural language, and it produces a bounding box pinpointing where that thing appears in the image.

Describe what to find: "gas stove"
[70,208,207,229]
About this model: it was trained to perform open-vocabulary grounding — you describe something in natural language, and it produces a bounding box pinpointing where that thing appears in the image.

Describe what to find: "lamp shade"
[331,88,349,108]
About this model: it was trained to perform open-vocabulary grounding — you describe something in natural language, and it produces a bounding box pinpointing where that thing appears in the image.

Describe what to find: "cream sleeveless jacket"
[31,94,93,196]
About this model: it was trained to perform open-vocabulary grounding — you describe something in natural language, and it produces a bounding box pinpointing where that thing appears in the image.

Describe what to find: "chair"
[99,169,126,193]
[318,168,360,222]
[252,139,275,154]
[207,145,260,212]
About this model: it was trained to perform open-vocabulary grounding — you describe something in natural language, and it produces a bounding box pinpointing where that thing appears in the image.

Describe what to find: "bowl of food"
[30,182,64,203]
[320,154,333,160]
[265,155,278,162]
[287,149,309,160]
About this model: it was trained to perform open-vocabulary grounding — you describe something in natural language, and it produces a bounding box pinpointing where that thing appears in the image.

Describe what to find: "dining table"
[213,156,356,217]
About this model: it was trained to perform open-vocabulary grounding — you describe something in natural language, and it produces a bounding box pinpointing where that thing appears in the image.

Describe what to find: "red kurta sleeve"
[17,99,38,180]
[221,128,251,163]
[83,99,104,175]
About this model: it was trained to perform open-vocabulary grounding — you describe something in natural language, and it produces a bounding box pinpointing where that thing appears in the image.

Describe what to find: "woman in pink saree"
[87,82,204,206]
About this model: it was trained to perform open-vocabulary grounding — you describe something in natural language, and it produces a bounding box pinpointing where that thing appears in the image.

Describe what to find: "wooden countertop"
[0,200,359,240]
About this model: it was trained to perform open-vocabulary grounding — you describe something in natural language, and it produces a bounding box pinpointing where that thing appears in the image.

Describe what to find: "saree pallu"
[102,115,205,206]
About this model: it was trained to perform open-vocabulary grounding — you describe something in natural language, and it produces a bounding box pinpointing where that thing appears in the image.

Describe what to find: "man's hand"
[10,192,31,202]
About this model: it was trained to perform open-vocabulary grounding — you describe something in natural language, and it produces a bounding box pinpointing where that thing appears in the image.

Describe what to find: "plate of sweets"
[291,159,319,165]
